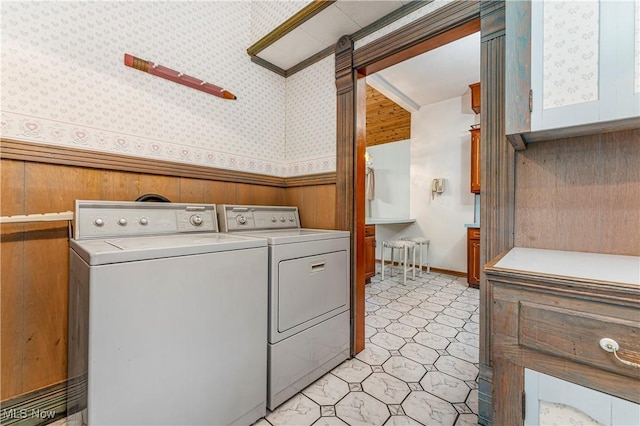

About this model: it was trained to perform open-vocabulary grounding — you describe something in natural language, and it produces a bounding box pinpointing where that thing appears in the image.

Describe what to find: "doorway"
[333,3,481,354]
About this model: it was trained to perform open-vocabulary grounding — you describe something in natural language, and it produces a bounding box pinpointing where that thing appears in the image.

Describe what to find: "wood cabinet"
[364,224,376,282]
[470,128,480,194]
[505,0,639,147]
[466,227,480,287]
[469,82,480,114]
[484,248,640,425]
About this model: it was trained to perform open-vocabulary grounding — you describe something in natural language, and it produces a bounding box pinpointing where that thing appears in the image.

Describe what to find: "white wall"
[375,95,476,273]
[366,140,411,219]
[408,95,476,272]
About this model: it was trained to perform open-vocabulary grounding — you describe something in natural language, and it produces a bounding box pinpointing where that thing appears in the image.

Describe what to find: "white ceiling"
[369,32,481,110]
[258,0,410,70]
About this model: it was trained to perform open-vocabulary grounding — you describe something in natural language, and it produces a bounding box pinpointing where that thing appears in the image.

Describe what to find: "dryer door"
[277,250,348,333]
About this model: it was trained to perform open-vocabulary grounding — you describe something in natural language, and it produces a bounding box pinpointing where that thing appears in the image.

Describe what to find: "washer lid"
[237,228,349,245]
[70,233,266,265]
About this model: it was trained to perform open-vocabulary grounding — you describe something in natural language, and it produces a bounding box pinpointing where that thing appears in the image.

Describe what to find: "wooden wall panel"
[138,174,181,203]
[23,163,101,392]
[203,181,239,205]
[515,129,640,256]
[1,160,26,399]
[365,84,411,147]
[237,183,285,206]
[284,184,337,230]
[0,159,297,401]
[100,170,140,201]
[179,178,205,204]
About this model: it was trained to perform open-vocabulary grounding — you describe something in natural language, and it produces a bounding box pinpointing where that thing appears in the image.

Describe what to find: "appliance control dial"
[236,215,247,225]
[289,216,295,222]
[118,218,127,226]
[271,216,277,222]
[190,214,203,226]
[94,218,104,227]
[139,217,149,226]
[280,216,285,222]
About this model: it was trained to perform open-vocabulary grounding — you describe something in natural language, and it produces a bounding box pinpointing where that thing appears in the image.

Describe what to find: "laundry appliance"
[68,201,268,425]
[218,205,350,409]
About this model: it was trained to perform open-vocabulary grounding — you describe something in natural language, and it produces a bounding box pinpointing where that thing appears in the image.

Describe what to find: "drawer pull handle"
[599,338,640,369]
[310,261,326,273]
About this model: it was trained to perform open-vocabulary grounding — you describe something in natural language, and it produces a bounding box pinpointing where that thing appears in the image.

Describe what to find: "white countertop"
[493,247,640,285]
[365,218,416,225]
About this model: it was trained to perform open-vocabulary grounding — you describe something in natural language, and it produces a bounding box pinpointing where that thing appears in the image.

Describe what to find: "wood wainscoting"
[0,139,336,408]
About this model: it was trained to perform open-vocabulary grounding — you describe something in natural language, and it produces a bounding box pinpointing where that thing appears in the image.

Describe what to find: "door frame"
[335,0,481,355]
[335,2,512,424]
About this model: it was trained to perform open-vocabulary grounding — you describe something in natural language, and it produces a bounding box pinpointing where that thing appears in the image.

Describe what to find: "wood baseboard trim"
[0,138,336,188]
[376,260,466,278]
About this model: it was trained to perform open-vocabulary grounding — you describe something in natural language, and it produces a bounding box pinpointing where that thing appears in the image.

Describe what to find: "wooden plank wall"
[365,84,411,147]
[0,158,335,401]
[514,129,640,256]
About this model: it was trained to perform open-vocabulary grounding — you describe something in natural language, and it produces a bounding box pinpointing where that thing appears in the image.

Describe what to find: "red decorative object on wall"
[124,53,236,100]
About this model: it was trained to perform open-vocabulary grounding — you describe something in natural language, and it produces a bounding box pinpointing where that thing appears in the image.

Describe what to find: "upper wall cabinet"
[506,0,640,149]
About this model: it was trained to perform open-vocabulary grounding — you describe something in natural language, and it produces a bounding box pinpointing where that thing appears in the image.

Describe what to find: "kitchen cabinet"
[484,248,640,425]
[505,0,640,147]
[469,82,480,114]
[466,227,480,287]
[469,128,480,194]
[364,224,376,282]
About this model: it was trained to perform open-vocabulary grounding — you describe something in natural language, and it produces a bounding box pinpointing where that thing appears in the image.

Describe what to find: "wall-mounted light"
[365,151,373,168]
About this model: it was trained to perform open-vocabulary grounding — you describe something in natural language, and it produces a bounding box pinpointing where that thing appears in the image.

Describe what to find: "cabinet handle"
[599,338,640,369]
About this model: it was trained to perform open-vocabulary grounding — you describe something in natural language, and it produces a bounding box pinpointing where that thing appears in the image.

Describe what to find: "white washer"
[68,201,268,426]
[218,205,350,409]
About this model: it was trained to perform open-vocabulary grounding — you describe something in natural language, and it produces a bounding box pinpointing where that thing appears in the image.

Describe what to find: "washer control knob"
[271,216,277,222]
[118,218,127,226]
[94,218,104,227]
[280,216,285,222]
[236,215,247,225]
[139,217,149,226]
[289,216,295,222]
[190,215,203,226]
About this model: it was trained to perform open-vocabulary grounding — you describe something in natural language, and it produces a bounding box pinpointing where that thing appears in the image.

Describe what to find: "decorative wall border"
[0,139,336,188]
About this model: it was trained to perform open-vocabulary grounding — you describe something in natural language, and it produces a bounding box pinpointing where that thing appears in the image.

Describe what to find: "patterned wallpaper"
[1,1,461,177]
[285,55,336,176]
[1,1,289,176]
[542,1,599,110]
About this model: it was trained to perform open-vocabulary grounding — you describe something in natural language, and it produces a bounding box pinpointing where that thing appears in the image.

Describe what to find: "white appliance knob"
[236,215,247,225]
[139,217,149,225]
[289,216,294,222]
[118,218,127,226]
[190,215,203,226]
[94,218,104,227]
[280,216,285,222]
[271,216,277,222]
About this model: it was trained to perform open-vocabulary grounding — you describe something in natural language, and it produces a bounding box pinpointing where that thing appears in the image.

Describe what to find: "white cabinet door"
[531,0,639,131]
[506,0,639,140]
[524,369,640,426]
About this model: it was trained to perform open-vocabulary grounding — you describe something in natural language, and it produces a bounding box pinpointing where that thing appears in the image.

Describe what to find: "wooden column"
[335,35,365,354]
[478,1,515,425]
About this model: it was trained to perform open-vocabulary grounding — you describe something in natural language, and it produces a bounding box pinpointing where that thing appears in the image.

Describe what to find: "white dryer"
[218,205,350,409]
[68,201,268,426]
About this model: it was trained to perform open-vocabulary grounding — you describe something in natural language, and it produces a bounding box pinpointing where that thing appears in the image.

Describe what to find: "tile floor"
[51,268,479,426]
[258,267,480,426]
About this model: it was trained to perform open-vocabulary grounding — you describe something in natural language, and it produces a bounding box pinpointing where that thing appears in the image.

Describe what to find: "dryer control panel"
[218,205,300,232]
[74,201,218,240]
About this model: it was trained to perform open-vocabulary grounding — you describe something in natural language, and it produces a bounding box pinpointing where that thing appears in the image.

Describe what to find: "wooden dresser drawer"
[364,224,376,237]
[468,228,480,239]
[519,301,640,381]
